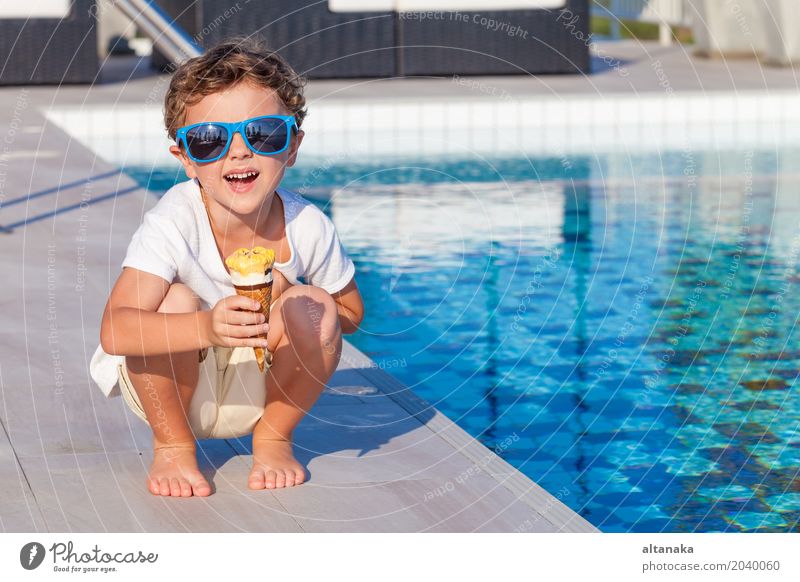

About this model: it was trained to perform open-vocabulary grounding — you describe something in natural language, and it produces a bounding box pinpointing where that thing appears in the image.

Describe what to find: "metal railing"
[592,0,690,45]
[111,0,201,65]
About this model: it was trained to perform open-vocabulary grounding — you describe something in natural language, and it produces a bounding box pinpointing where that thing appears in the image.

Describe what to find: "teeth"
[226,171,258,180]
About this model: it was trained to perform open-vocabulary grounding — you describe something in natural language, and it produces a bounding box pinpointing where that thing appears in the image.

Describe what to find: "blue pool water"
[127,149,800,532]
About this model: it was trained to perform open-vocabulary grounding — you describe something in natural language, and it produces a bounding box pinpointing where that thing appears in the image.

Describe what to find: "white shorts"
[117,345,273,440]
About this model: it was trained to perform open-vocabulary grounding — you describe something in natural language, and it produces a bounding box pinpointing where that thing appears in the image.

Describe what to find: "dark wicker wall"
[0,0,98,85]
[156,0,589,78]
[399,0,591,75]
[153,1,396,78]
[200,0,396,78]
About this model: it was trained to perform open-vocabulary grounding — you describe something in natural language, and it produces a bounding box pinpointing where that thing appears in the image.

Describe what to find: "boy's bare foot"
[148,443,212,497]
[248,437,306,489]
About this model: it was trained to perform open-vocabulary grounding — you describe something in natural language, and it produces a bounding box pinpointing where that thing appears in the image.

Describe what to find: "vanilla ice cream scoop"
[225,246,276,286]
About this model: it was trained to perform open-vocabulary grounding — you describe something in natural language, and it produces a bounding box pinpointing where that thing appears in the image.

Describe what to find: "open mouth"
[224,170,260,186]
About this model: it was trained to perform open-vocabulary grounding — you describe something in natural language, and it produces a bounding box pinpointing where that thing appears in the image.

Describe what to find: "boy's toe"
[274,471,287,488]
[294,470,306,485]
[170,478,182,496]
[179,479,193,497]
[263,470,278,489]
[148,478,160,495]
[284,473,296,487]
[192,479,212,497]
[159,478,171,496]
[248,468,266,489]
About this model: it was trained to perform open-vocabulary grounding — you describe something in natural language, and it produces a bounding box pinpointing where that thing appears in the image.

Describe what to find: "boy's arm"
[330,277,364,335]
[100,267,212,356]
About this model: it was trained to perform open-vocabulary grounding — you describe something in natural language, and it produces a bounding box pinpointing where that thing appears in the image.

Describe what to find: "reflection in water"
[482,242,500,445]
[563,184,593,510]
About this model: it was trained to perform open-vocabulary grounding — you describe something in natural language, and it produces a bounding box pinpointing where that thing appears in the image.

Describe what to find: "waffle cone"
[233,281,273,372]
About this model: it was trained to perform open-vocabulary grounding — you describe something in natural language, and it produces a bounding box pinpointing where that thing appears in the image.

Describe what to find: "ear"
[286,129,304,168]
[169,143,197,179]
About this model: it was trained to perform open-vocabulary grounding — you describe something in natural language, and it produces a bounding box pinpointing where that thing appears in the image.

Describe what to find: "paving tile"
[0,423,47,532]
[1,380,151,457]
[17,446,302,533]
[274,476,557,533]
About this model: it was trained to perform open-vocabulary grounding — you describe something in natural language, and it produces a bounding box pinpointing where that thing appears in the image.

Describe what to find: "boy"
[89,38,364,497]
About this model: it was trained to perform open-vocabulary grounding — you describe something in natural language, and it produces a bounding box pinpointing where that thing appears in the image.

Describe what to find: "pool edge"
[341,341,600,533]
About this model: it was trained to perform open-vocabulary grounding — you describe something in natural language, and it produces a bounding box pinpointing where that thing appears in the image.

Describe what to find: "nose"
[227,130,252,159]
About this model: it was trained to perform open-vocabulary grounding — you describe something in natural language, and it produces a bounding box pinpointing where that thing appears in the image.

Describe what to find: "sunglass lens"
[186,124,228,161]
[245,118,289,154]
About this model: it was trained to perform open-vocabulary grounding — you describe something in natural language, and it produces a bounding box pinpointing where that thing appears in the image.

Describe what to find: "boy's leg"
[125,283,212,498]
[249,285,342,489]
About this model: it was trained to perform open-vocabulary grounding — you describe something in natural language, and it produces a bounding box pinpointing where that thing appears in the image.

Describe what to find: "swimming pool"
[127,148,800,532]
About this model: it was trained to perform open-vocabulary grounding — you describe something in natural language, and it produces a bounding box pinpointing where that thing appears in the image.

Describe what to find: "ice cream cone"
[233,280,272,371]
[225,247,276,373]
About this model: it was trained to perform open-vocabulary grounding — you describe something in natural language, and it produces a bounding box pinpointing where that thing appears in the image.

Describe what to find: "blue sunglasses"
[176,114,298,163]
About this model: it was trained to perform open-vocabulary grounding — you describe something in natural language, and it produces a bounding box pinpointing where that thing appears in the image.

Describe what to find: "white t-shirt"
[89,178,355,396]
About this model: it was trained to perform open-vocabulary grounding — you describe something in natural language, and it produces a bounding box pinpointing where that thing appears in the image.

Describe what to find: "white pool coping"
[42,90,800,167]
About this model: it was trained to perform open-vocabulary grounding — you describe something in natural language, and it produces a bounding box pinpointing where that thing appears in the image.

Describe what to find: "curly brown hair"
[164,36,307,142]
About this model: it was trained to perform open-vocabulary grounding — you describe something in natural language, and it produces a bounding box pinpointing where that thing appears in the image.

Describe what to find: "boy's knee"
[309,289,342,357]
[282,286,341,346]
[157,283,201,314]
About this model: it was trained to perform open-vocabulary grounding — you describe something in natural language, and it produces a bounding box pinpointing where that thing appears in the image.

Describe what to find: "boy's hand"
[204,295,270,348]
